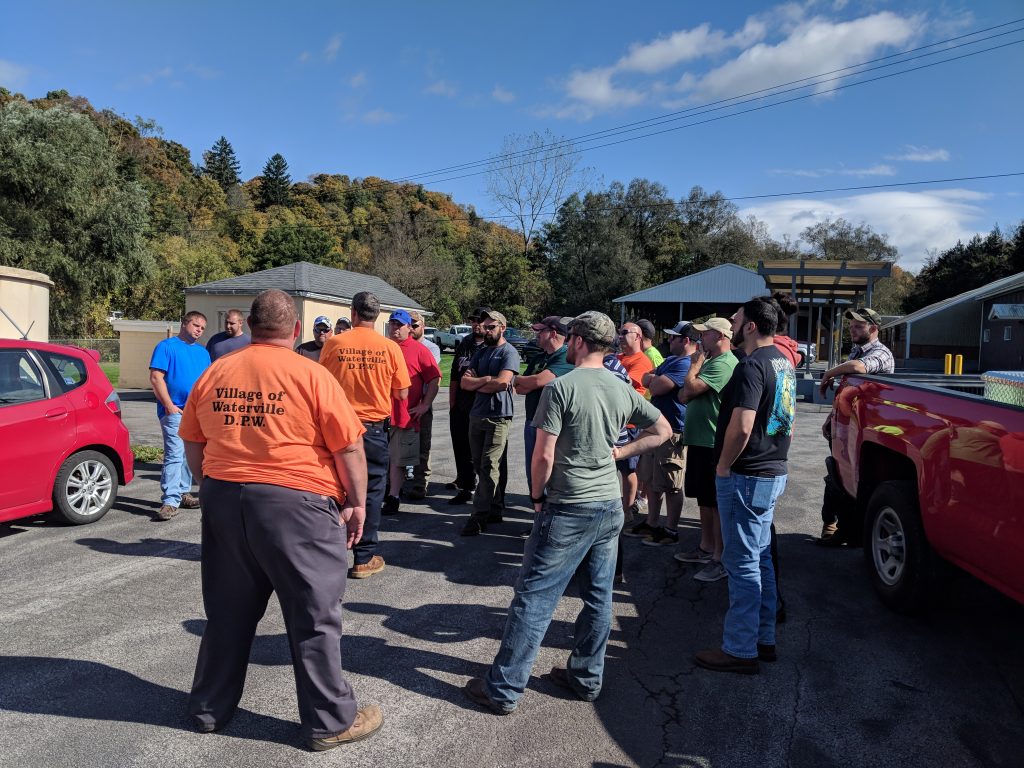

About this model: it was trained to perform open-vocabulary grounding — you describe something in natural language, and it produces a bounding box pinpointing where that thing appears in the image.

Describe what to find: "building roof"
[184,261,426,311]
[881,271,1024,330]
[614,263,767,304]
[989,304,1024,321]
[758,259,891,302]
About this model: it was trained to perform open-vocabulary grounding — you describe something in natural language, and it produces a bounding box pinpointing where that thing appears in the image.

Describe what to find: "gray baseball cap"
[570,311,616,345]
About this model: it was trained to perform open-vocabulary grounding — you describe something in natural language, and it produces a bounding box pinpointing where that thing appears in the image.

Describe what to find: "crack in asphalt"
[784,618,813,766]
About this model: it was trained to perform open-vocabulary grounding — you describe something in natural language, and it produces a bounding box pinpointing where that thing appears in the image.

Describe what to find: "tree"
[259,153,291,209]
[799,218,898,262]
[200,136,241,192]
[486,130,587,257]
[0,101,152,336]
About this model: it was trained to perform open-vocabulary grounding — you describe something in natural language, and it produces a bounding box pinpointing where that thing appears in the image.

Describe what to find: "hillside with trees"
[1,88,1019,336]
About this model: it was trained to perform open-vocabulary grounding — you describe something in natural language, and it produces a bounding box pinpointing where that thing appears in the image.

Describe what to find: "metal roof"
[989,304,1024,321]
[758,259,891,301]
[613,263,766,304]
[882,271,1024,330]
[184,261,426,311]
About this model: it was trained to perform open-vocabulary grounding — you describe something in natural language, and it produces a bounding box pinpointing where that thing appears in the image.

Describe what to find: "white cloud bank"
[739,189,989,271]
[886,145,951,162]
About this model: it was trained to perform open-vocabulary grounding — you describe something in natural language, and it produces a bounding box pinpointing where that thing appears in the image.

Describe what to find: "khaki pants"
[469,416,511,520]
[411,407,433,492]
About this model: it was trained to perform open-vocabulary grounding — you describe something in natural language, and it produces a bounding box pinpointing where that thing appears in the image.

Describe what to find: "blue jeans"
[160,412,193,506]
[485,498,623,711]
[716,473,787,658]
[353,423,389,566]
[523,423,537,496]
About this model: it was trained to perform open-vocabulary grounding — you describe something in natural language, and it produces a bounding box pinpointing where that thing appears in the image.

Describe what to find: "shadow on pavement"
[76,537,200,561]
[0,656,297,746]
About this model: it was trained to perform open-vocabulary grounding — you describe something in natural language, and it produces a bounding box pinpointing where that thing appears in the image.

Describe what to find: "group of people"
[145,286,893,749]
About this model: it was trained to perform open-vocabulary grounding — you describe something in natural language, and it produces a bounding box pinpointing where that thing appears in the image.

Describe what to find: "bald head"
[248,290,299,343]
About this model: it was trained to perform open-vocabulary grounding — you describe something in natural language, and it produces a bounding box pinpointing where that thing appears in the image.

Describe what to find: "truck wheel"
[52,450,117,525]
[863,480,935,613]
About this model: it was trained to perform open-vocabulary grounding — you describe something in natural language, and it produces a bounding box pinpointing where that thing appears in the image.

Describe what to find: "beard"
[484,334,499,346]
[566,343,577,365]
[732,324,745,348]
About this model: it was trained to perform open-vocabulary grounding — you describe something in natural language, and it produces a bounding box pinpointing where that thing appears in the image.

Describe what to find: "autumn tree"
[259,153,292,209]
[799,218,898,262]
[200,136,241,192]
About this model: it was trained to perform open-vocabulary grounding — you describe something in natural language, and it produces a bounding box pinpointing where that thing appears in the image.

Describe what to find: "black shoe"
[486,514,503,524]
[776,597,787,624]
[445,481,459,490]
[757,643,778,662]
[448,490,473,505]
[463,678,512,715]
[382,495,400,516]
[460,519,486,536]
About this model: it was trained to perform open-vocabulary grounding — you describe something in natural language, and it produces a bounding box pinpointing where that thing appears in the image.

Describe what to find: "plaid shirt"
[849,338,895,374]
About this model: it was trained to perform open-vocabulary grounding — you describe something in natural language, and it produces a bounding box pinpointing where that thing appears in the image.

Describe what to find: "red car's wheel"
[52,450,117,525]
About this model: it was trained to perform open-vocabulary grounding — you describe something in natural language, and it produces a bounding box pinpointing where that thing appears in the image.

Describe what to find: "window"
[41,352,88,392]
[0,350,47,406]
[1005,326,1013,342]
[983,329,991,343]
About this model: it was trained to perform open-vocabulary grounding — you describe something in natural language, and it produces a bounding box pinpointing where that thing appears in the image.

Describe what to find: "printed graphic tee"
[319,327,411,422]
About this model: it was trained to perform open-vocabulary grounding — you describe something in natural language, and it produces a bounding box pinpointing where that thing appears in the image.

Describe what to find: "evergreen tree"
[200,136,241,191]
[259,153,292,209]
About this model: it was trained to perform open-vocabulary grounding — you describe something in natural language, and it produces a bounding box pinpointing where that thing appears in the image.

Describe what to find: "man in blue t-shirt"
[205,309,250,362]
[459,309,521,536]
[150,311,211,520]
[626,321,698,547]
[514,316,574,496]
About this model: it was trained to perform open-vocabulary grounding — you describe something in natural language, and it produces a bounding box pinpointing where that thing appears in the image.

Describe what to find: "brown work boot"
[694,648,760,675]
[156,504,179,521]
[180,494,201,509]
[349,555,385,579]
[819,521,838,540]
[308,705,384,751]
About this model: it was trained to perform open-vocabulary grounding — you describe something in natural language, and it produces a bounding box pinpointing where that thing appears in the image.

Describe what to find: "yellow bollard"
[944,354,952,375]
[955,354,963,375]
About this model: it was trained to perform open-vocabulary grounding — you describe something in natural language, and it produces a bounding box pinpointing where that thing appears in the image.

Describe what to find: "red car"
[0,339,134,525]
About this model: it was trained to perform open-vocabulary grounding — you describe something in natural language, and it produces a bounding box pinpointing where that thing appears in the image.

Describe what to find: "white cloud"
[739,189,989,270]
[361,108,398,125]
[298,51,311,63]
[681,12,922,101]
[769,164,897,178]
[324,34,342,61]
[0,59,29,89]
[492,85,515,103]
[349,71,367,88]
[617,19,766,74]
[886,145,950,162]
[424,79,457,97]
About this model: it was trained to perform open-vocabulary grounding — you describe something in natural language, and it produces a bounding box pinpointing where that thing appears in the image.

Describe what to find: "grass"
[99,362,120,387]
[437,351,529,388]
[131,445,163,463]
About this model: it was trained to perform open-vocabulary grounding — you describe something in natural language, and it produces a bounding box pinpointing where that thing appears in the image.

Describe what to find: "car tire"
[52,450,118,525]
[862,480,936,613]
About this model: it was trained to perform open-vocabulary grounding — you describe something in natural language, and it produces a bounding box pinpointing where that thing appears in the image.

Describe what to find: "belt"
[362,417,390,428]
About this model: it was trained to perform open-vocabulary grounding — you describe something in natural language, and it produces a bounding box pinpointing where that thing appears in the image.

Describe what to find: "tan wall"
[113,322,180,388]
[298,298,356,342]
[0,266,53,341]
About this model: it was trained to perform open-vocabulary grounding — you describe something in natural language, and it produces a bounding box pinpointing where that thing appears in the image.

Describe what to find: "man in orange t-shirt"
[179,289,382,751]
[616,322,655,395]
[320,291,411,579]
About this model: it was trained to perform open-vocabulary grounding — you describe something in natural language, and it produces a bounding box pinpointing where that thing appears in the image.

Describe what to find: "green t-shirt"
[533,367,662,503]
[683,351,738,448]
[644,346,665,368]
[524,343,574,420]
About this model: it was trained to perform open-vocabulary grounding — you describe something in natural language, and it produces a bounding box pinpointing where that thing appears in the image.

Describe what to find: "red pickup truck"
[825,374,1024,612]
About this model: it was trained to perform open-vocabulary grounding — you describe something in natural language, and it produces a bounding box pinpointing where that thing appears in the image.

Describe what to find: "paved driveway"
[1,394,1021,767]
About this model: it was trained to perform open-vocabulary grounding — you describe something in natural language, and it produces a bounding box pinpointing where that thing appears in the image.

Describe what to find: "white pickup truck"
[436,324,472,351]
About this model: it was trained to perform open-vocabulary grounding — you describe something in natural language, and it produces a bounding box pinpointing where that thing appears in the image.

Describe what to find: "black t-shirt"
[450,336,485,410]
[714,344,796,476]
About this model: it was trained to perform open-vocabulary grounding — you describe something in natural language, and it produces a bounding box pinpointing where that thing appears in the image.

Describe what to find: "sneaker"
[156,504,179,521]
[623,521,657,538]
[382,495,400,516]
[308,705,384,750]
[447,490,473,505]
[694,648,759,675]
[674,546,713,564]
[463,678,513,715]
[693,561,728,582]
[349,555,385,579]
[642,527,679,547]
[460,519,486,536]
[180,494,200,509]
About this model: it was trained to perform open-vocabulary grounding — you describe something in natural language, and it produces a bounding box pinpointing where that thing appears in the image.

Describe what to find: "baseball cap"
[389,309,413,325]
[335,317,351,328]
[664,321,700,341]
[531,315,571,335]
[313,315,331,329]
[691,317,734,339]
[635,319,656,340]
[844,307,882,325]
[478,309,507,326]
[468,307,491,321]
[570,311,616,345]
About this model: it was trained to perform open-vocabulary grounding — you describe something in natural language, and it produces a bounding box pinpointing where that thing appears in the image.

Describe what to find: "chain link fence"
[49,338,120,362]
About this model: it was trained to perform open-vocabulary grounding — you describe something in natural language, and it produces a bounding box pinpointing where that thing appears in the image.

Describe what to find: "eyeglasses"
[411,322,420,328]
[482,323,499,331]
[617,330,636,337]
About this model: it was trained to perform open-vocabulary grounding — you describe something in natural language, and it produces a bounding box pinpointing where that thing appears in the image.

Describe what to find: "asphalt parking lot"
[1,392,1022,768]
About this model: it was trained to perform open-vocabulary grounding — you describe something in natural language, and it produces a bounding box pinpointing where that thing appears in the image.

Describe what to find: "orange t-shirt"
[319,327,411,422]
[617,351,654,396]
[178,344,365,501]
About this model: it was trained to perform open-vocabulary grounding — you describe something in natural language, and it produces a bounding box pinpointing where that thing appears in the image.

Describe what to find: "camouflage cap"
[844,307,882,326]
[570,311,616,345]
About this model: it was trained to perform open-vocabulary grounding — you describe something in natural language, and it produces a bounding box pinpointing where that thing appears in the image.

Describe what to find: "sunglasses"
[482,323,499,331]
[411,322,421,328]
[617,329,636,337]
[314,327,330,333]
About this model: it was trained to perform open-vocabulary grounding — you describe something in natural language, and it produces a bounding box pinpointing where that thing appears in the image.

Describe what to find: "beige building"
[184,261,427,343]
[110,320,181,388]
[0,266,53,341]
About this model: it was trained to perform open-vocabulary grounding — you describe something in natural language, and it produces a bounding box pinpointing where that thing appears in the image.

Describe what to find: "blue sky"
[2,0,1022,271]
